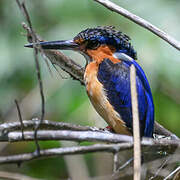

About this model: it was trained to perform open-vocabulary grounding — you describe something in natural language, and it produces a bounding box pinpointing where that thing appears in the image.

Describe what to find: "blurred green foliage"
[0,0,180,179]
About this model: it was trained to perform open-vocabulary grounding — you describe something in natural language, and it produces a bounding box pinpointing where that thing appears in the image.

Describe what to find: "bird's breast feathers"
[84,61,131,135]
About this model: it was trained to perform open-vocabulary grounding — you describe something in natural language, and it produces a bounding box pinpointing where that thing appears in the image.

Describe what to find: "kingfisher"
[25,26,154,137]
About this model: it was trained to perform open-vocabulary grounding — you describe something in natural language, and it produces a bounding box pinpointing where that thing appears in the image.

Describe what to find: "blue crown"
[74,26,137,60]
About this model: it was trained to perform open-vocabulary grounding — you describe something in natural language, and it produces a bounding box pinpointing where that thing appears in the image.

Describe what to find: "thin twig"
[33,44,44,153]
[14,100,24,140]
[113,152,119,172]
[164,166,180,180]
[112,157,134,179]
[149,157,170,180]
[130,65,141,180]
[16,0,45,153]
[16,0,33,29]
[117,157,133,172]
[94,0,180,51]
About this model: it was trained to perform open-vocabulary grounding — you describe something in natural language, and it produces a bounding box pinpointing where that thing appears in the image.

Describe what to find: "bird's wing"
[97,58,154,137]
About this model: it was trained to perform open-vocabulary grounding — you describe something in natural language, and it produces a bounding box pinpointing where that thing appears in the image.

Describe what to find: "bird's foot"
[100,126,115,133]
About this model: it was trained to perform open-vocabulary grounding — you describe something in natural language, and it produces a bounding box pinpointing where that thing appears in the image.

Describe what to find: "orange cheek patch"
[87,45,121,64]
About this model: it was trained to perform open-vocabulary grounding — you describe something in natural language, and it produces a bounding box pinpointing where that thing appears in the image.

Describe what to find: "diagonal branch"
[94,0,180,51]
[22,23,84,85]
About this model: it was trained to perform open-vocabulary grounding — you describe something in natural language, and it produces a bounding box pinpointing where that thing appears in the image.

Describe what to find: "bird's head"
[25,26,137,64]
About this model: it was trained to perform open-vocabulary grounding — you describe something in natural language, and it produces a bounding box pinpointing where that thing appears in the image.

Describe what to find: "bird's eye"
[86,40,100,50]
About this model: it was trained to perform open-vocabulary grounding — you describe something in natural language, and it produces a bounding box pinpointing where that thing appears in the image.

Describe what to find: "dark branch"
[14,100,24,140]
[16,0,46,153]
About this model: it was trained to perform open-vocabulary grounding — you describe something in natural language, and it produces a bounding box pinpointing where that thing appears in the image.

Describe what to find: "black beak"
[24,40,79,50]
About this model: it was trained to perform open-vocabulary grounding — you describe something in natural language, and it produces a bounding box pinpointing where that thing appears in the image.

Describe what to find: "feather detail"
[97,58,154,137]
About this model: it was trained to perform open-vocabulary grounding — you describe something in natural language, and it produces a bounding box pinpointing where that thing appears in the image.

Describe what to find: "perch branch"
[0,122,179,148]
[5,130,134,143]
[94,0,180,51]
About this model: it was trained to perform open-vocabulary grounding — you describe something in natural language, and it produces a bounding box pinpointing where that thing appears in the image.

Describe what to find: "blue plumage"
[97,58,154,137]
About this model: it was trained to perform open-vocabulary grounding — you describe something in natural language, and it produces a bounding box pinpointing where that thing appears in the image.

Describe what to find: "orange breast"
[84,61,131,135]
